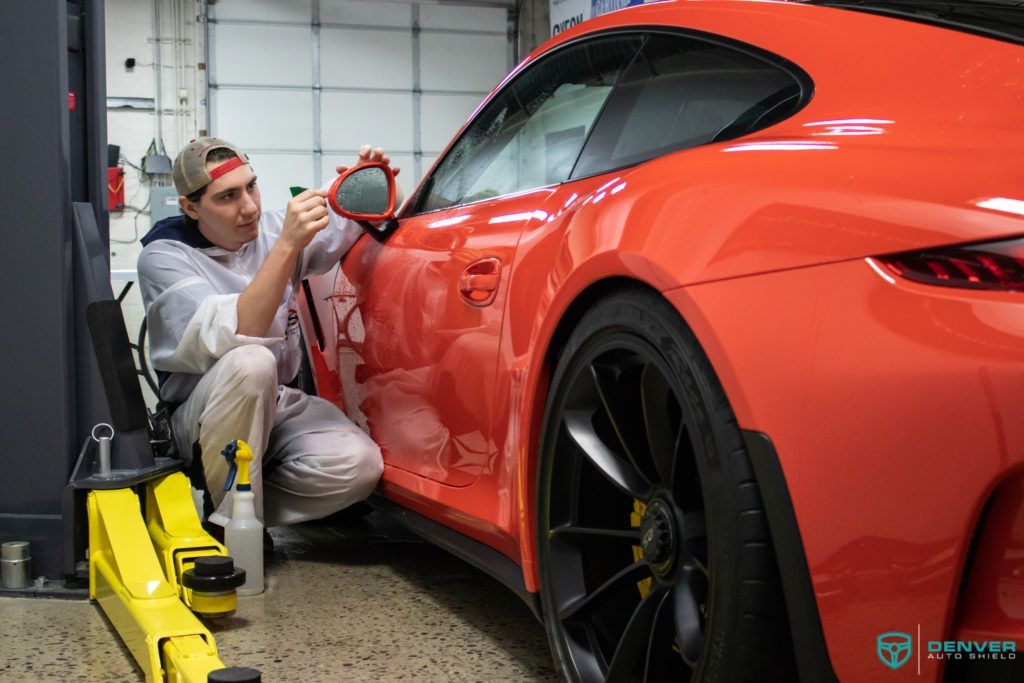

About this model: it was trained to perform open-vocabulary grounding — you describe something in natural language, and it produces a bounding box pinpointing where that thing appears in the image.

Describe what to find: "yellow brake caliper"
[633,499,683,656]
[631,499,652,598]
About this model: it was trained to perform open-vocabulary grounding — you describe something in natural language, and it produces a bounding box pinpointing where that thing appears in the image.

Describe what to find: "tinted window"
[571,34,804,179]
[414,34,642,213]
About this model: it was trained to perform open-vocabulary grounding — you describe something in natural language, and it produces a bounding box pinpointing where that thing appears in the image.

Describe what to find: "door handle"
[459,273,499,291]
[459,257,502,306]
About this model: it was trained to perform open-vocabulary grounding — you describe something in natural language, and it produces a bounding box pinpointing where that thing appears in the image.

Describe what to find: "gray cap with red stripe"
[172,137,250,196]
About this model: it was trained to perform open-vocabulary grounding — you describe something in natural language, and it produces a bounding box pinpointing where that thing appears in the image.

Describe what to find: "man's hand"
[336,144,402,177]
[278,188,330,253]
[238,188,328,337]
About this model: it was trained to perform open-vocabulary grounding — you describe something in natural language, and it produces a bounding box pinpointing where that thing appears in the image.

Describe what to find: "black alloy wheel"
[537,289,796,682]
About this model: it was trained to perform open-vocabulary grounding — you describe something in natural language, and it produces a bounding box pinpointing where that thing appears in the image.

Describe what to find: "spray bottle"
[221,439,264,596]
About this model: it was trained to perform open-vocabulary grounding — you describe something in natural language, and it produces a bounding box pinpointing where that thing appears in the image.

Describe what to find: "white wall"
[208,0,512,210]
[106,0,206,405]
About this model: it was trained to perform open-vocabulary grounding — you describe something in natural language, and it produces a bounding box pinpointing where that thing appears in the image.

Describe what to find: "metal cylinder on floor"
[1,541,32,589]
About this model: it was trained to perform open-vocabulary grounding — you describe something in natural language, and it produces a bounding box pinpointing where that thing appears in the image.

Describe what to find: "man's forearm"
[236,242,299,337]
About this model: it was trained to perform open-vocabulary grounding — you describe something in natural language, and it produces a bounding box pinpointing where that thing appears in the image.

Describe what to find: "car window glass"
[416,35,642,213]
[572,34,803,179]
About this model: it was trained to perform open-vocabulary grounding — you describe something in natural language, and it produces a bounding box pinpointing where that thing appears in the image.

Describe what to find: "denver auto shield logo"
[877,632,913,670]
[876,629,1018,674]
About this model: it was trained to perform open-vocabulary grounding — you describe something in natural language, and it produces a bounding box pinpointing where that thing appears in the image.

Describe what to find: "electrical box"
[149,185,181,224]
[107,167,124,211]
[144,153,172,175]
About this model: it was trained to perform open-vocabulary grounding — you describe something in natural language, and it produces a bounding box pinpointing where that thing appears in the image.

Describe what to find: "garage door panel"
[209,1,510,191]
[249,154,316,213]
[215,90,314,151]
[321,0,413,27]
[322,92,414,153]
[419,5,507,32]
[321,28,414,90]
[213,25,313,87]
[420,34,507,92]
[421,94,486,153]
[214,0,312,23]
[321,153,416,200]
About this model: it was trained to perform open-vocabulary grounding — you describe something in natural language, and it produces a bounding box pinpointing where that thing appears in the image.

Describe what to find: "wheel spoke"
[679,509,709,575]
[606,585,671,681]
[679,509,704,552]
[591,361,659,488]
[673,420,688,463]
[643,588,677,683]
[559,559,650,621]
[682,509,706,535]
[549,523,641,545]
[640,362,678,485]
[673,564,707,666]
[564,410,651,499]
[672,421,703,509]
[589,362,637,460]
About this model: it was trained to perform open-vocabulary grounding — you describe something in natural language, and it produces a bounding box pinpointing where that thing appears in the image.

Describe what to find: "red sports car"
[299,2,1024,680]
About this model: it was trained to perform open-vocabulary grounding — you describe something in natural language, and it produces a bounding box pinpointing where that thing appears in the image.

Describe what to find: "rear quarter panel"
[499,9,1024,677]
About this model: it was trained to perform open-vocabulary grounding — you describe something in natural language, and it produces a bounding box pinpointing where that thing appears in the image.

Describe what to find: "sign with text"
[550,0,588,36]
[550,0,662,37]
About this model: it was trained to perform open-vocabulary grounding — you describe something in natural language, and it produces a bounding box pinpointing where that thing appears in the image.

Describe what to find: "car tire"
[537,288,797,682]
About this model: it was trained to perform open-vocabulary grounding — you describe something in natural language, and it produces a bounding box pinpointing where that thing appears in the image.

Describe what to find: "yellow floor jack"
[87,471,258,682]
[68,297,261,682]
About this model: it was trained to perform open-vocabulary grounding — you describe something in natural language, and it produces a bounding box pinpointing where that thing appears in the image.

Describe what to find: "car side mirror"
[328,162,399,243]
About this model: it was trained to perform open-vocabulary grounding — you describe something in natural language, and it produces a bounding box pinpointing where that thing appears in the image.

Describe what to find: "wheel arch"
[517,275,752,585]
[515,276,837,681]
[542,277,663,370]
[516,276,664,592]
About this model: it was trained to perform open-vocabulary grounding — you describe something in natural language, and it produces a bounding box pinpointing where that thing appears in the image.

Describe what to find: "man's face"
[179,161,261,251]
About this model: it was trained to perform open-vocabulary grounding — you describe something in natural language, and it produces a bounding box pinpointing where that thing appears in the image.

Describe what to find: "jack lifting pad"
[208,667,262,682]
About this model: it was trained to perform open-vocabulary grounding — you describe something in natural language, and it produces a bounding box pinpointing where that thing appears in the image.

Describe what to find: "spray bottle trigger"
[220,440,240,492]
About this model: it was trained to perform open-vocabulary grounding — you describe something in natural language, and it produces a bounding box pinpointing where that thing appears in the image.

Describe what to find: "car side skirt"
[742,429,839,683]
[365,493,542,621]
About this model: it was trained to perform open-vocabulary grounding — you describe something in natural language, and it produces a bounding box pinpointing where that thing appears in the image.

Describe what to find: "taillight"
[877,237,1024,292]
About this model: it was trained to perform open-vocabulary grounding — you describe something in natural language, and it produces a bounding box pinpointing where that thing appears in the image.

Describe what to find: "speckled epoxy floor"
[0,512,558,682]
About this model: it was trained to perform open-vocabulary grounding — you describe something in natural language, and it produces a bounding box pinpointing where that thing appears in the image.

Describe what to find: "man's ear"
[179,195,200,220]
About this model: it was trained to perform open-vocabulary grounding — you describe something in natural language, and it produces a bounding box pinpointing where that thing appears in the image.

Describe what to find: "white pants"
[171,345,383,527]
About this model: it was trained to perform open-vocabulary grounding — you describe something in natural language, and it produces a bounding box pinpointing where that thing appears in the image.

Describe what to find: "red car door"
[330,33,644,489]
[333,192,551,486]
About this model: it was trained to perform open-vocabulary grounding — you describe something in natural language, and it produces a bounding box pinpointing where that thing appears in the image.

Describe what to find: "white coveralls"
[137,208,383,528]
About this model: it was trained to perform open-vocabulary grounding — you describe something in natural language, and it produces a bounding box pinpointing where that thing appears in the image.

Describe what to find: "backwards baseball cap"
[172,137,250,196]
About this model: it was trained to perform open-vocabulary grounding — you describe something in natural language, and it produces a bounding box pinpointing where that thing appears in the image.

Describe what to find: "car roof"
[517,0,1023,136]
[798,1,1024,47]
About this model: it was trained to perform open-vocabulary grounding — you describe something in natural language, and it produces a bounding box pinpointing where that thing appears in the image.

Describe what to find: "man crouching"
[138,137,392,529]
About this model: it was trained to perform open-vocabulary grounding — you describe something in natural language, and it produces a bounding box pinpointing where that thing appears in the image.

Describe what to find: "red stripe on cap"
[208,156,245,180]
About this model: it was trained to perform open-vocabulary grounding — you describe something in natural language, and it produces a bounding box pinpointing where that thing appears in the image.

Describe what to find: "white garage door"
[207,0,513,209]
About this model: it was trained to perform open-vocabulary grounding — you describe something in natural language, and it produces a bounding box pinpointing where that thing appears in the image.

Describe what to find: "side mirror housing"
[328,162,399,242]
